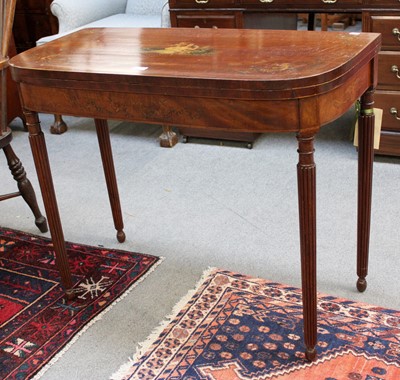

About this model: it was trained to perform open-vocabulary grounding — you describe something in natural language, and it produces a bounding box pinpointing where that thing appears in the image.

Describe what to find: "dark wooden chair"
[1,0,47,233]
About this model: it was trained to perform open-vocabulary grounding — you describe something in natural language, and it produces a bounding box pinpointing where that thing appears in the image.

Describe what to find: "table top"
[10,28,381,100]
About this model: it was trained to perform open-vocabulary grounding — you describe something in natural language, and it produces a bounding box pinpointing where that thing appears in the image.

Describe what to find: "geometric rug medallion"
[0,227,160,380]
[113,268,400,380]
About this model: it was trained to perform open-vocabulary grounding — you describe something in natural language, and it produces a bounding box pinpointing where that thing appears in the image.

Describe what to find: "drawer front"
[176,13,239,28]
[170,0,236,8]
[367,0,400,6]
[375,91,400,132]
[369,16,400,51]
[172,0,363,8]
[243,0,362,7]
[378,51,400,90]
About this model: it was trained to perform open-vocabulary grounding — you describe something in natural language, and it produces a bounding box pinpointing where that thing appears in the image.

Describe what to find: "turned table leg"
[297,133,317,362]
[24,110,74,299]
[94,119,125,243]
[357,88,375,292]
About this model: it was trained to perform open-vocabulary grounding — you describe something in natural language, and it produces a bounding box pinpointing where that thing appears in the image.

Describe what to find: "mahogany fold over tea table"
[10,28,381,361]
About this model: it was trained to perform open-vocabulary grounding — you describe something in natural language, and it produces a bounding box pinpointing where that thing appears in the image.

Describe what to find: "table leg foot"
[50,114,68,135]
[160,125,178,148]
[65,289,76,301]
[117,230,126,243]
[305,347,317,362]
[357,277,367,292]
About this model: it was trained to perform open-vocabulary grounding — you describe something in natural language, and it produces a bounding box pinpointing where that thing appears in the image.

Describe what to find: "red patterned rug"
[0,227,160,380]
[113,268,400,380]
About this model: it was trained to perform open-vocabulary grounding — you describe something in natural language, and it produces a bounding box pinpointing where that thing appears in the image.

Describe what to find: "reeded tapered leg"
[3,144,48,233]
[357,89,375,292]
[94,119,125,243]
[24,110,74,299]
[297,133,317,362]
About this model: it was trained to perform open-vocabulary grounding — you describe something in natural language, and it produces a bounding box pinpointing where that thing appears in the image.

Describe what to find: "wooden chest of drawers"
[169,0,400,155]
[12,0,58,53]
[364,12,400,156]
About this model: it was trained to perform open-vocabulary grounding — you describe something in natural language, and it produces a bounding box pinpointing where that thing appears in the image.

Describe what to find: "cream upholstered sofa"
[38,0,170,45]
[36,0,178,147]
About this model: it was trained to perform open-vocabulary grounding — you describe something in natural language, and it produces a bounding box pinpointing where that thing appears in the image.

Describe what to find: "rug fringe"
[31,256,165,380]
[110,267,218,380]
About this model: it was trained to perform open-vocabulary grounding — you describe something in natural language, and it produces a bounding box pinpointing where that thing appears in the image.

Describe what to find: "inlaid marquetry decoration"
[142,42,213,55]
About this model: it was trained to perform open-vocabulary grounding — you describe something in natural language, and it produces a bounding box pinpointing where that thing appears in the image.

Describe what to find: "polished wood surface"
[169,0,400,12]
[169,1,400,154]
[0,0,47,233]
[11,0,65,136]
[12,28,380,130]
[11,28,378,96]
[10,27,381,360]
[5,38,23,126]
[12,0,58,53]
[363,11,400,156]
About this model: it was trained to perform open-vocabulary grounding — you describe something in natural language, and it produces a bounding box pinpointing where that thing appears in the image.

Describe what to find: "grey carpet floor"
[1,110,399,379]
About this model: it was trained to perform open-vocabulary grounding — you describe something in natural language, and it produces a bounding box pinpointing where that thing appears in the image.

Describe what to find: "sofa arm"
[51,0,128,33]
[161,1,171,28]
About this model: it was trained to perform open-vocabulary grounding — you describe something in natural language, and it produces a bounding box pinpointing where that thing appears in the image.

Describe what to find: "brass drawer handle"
[391,65,400,79]
[322,0,338,3]
[259,0,274,2]
[390,107,400,120]
[194,25,218,28]
[195,0,209,3]
[393,28,400,42]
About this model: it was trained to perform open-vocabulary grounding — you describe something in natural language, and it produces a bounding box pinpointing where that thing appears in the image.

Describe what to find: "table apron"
[19,68,370,134]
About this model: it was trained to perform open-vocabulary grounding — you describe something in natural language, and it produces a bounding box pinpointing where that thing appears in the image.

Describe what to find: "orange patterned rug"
[113,268,400,380]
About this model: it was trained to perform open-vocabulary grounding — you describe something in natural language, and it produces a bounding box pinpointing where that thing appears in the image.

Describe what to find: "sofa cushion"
[125,0,166,15]
[37,14,162,45]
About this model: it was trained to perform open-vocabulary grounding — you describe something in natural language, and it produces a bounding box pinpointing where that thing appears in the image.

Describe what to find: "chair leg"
[50,114,68,135]
[3,144,48,233]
